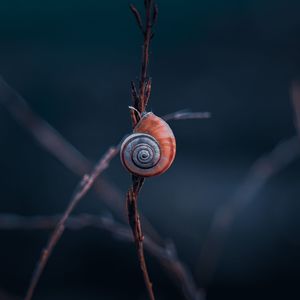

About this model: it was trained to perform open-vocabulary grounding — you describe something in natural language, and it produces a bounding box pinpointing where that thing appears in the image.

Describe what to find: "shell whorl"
[120,112,176,177]
[121,133,160,173]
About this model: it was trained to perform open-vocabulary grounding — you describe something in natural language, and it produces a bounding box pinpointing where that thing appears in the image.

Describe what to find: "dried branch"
[130,0,156,113]
[129,4,144,33]
[0,289,20,300]
[198,136,300,284]
[163,110,211,122]
[152,4,158,27]
[127,1,159,299]
[0,212,204,300]
[130,81,140,127]
[126,176,155,300]
[24,147,118,300]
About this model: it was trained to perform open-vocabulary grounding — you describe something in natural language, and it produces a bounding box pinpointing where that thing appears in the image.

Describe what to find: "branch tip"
[152,4,158,26]
[129,4,144,33]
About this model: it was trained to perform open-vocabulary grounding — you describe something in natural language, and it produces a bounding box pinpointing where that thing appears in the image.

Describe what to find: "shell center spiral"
[133,144,154,167]
[122,134,161,170]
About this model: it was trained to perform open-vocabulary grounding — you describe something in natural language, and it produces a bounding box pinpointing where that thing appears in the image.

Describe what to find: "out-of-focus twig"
[24,147,118,300]
[163,110,211,122]
[129,4,144,33]
[198,136,300,284]
[127,1,159,299]
[0,289,20,300]
[0,76,90,175]
[0,212,204,300]
[199,83,300,284]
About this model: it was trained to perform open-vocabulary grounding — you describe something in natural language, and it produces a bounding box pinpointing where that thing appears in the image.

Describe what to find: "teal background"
[0,0,300,299]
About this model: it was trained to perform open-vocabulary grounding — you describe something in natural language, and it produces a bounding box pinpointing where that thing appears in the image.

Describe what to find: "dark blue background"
[0,0,300,299]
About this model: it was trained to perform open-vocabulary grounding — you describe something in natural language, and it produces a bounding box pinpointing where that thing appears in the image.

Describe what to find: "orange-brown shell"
[121,112,176,177]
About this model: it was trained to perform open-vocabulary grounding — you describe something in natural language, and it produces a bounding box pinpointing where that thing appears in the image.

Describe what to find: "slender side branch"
[163,110,211,122]
[129,4,144,33]
[0,289,20,300]
[24,147,118,300]
[139,0,153,112]
[152,4,158,26]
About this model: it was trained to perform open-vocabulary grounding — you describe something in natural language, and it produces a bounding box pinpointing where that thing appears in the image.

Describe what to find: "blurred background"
[0,0,300,299]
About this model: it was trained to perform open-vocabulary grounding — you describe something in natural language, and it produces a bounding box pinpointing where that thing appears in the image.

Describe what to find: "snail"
[120,112,176,177]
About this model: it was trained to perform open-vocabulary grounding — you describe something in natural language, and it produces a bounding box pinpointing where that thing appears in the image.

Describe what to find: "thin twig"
[130,0,156,113]
[127,177,155,300]
[152,4,158,27]
[0,289,20,300]
[139,0,153,112]
[163,110,211,122]
[127,1,158,299]
[24,147,118,300]
[129,4,144,33]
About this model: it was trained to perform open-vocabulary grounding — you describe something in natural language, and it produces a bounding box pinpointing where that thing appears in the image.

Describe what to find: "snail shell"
[120,112,176,177]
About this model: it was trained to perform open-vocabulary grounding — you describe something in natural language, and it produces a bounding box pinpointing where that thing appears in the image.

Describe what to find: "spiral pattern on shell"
[120,112,176,177]
[121,133,160,172]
